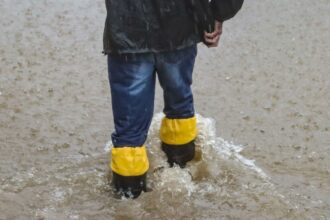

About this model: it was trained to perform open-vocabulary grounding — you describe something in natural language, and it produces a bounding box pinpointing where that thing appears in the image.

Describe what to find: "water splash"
[105,112,269,181]
[195,114,269,180]
[0,112,302,219]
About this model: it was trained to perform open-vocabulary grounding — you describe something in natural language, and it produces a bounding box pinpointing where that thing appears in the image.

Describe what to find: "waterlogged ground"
[0,0,329,219]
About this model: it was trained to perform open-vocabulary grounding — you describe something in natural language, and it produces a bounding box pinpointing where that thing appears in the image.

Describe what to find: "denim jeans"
[107,45,197,147]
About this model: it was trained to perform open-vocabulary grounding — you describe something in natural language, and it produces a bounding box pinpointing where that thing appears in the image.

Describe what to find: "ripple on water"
[1,113,304,219]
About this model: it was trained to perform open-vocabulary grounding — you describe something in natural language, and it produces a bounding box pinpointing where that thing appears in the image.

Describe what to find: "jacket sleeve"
[210,0,244,22]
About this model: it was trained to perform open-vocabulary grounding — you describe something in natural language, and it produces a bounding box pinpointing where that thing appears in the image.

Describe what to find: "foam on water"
[105,112,269,184]
[99,111,284,215]
[195,114,270,180]
[0,113,301,219]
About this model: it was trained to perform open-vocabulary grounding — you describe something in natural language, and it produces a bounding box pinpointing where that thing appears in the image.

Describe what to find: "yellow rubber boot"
[160,116,197,167]
[110,146,149,198]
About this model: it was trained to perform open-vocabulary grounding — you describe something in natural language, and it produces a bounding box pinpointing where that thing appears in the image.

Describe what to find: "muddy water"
[0,0,329,219]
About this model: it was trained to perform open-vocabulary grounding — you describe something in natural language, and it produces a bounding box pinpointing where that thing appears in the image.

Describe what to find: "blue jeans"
[107,45,197,147]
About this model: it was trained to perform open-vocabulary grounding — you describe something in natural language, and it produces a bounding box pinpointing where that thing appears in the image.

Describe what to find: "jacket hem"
[103,39,202,55]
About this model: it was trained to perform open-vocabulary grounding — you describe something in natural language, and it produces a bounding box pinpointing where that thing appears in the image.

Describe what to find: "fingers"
[203,21,223,48]
[204,30,220,39]
[204,33,220,44]
[204,31,221,47]
[204,34,220,47]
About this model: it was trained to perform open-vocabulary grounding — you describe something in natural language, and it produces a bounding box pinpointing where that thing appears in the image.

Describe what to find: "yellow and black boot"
[160,116,197,168]
[110,146,149,198]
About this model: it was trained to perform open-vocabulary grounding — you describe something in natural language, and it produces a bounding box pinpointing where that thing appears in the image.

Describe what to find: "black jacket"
[103,0,243,54]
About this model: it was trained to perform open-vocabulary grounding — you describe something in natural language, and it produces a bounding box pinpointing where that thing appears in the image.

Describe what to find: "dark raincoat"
[103,0,244,54]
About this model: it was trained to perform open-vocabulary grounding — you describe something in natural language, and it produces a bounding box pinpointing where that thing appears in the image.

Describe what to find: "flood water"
[0,0,329,219]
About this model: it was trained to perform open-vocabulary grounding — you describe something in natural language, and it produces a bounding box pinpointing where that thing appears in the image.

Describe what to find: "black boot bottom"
[161,140,195,168]
[112,172,147,199]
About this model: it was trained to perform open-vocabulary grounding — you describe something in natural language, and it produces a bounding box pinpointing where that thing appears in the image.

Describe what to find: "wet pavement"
[0,0,329,219]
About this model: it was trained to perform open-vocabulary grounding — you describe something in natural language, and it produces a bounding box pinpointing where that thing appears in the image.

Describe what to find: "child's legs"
[156,45,198,167]
[107,53,156,197]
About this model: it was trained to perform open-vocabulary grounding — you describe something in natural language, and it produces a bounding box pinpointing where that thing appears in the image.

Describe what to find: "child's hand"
[204,21,223,48]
